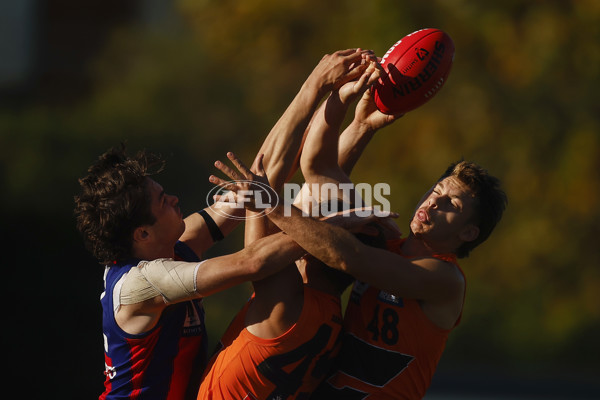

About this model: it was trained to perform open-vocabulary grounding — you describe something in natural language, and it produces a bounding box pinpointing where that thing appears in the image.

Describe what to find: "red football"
[373,28,455,115]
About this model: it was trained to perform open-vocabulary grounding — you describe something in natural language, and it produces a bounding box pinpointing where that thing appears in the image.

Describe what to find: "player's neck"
[402,234,453,258]
[131,241,175,261]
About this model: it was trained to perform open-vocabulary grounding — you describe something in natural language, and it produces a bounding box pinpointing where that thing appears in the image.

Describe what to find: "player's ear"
[459,224,479,243]
[133,226,150,243]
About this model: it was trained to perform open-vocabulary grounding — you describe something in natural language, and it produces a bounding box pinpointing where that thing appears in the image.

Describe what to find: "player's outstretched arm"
[244,49,373,244]
[116,228,305,335]
[300,62,380,201]
[252,49,371,191]
[265,203,462,304]
[337,85,404,177]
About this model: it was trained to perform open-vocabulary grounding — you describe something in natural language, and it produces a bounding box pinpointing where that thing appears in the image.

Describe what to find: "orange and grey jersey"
[198,285,343,400]
[312,239,463,400]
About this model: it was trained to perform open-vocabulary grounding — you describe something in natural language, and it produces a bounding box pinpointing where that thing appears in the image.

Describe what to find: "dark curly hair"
[74,145,165,264]
[439,160,507,258]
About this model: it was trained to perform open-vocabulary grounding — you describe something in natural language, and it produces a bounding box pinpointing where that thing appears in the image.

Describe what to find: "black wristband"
[198,209,224,242]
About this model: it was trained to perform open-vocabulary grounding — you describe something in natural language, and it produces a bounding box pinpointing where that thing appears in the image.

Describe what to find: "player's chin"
[409,218,422,234]
[410,218,430,235]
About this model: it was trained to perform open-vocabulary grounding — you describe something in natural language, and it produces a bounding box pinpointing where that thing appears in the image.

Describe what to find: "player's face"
[410,176,478,247]
[145,178,185,245]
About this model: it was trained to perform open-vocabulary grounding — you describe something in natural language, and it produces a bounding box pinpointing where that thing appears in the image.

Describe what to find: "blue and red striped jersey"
[99,241,207,400]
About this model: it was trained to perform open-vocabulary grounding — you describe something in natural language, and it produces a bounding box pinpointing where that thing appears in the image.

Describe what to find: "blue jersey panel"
[100,241,207,400]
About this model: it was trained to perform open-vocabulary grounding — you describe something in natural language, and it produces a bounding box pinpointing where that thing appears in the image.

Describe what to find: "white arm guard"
[120,259,203,304]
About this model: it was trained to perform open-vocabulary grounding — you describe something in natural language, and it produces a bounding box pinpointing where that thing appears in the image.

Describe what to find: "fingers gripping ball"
[373,28,455,115]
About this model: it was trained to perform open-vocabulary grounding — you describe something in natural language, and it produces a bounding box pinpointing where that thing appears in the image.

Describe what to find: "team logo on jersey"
[104,363,116,380]
[350,281,369,304]
[377,291,404,307]
[183,300,205,336]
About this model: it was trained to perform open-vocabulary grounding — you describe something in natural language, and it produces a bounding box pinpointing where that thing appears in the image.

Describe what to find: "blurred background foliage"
[1,0,599,397]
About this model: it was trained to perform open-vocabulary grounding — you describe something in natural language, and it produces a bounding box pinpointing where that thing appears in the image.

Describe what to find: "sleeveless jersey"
[312,239,464,400]
[100,241,208,400]
[198,285,343,400]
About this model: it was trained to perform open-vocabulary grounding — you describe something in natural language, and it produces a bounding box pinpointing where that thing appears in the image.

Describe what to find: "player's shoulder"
[413,256,464,284]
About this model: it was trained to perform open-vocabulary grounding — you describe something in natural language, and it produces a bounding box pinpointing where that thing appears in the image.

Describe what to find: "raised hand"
[308,48,374,95]
[354,83,404,132]
[337,61,381,106]
[209,152,278,213]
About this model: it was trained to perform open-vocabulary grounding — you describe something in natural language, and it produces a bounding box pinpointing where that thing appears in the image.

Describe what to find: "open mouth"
[416,209,429,223]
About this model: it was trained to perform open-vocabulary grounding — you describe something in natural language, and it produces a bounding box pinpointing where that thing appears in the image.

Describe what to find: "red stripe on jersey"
[167,336,202,400]
[126,327,162,399]
[99,353,114,400]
